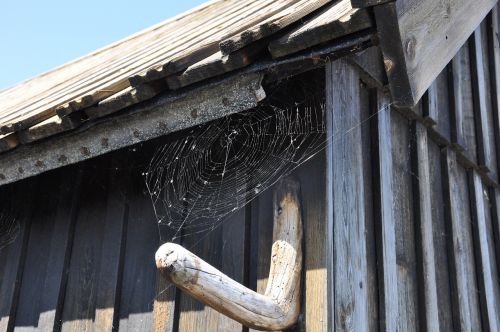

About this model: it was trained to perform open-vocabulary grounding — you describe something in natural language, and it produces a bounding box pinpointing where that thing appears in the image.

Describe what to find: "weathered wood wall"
[323,6,500,331]
[1,5,500,332]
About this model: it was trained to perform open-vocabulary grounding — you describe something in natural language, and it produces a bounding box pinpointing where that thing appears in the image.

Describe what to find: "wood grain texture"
[423,69,451,143]
[0,179,38,331]
[166,41,267,90]
[347,47,386,89]
[12,167,81,332]
[219,0,332,55]
[427,141,453,331]
[268,0,372,58]
[0,73,264,187]
[487,7,500,178]
[390,112,419,332]
[442,149,483,331]
[470,24,498,176]
[469,171,500,331]
[117,171,160,332]
[0,133,19,153]
[297,155,330,332]
[370,90,398,332]
[0,0,296,133]
[157,178,302,331]
[375,0,497,107]
[327,59,369,331]
[449,43,478,163]
[410,122,440,331]
[59,159,124,332]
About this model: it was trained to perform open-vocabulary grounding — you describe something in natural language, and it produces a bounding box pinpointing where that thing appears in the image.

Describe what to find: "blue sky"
[0,0,206,90]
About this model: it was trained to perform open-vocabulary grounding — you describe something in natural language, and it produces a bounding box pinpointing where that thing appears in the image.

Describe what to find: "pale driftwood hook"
[155,177,303,330]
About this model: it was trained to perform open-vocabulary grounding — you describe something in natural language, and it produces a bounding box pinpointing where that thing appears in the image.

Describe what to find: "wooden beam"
[0,73,265,187]
[374,0,497,107]
[156,178,302,331]
[347,46,387,89]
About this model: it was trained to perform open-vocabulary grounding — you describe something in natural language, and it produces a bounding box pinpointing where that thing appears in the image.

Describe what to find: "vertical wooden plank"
[327,59,369,331]
[470,25,497,177]
[469,171,499,331]
[449,43,478,163]
[359,84,378,332]
[59,160,113,332]
[13,167,81,331]
[177,211,246,332]
[442,149,482,331]
[93,162,130,332]
[217,210,246,331]
[487,7,500,178]
[176,221,222,332]
[152,223,178,332]
[410,122,440,331]
[118,168,160,332]
[490,188,500,291]
[391,111,419,332]
[248,188,274,332]
[0,179,38,331]
[38,167,82,331]
[482,189,500,329]
[427,142,453,332]
[371,90,398,331]
[424,70,452,143]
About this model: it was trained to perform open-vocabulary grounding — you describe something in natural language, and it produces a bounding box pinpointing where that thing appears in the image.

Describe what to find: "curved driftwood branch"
[155,177,303,330]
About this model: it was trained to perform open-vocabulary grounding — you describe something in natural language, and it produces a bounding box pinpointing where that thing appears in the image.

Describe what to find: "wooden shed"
[1,0,500,331]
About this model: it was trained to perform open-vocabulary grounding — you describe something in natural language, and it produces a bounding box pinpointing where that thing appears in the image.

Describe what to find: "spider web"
[144,102,327,241]
[0,212,19,252]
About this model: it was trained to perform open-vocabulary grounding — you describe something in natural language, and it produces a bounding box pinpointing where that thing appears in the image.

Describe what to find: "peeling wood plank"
[0,73,264,187]
[268,1,372,59]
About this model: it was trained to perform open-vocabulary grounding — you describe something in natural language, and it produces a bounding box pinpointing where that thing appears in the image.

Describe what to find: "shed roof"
[0,0,495,186]
[0,0,374,185]
[0,0,368,137]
